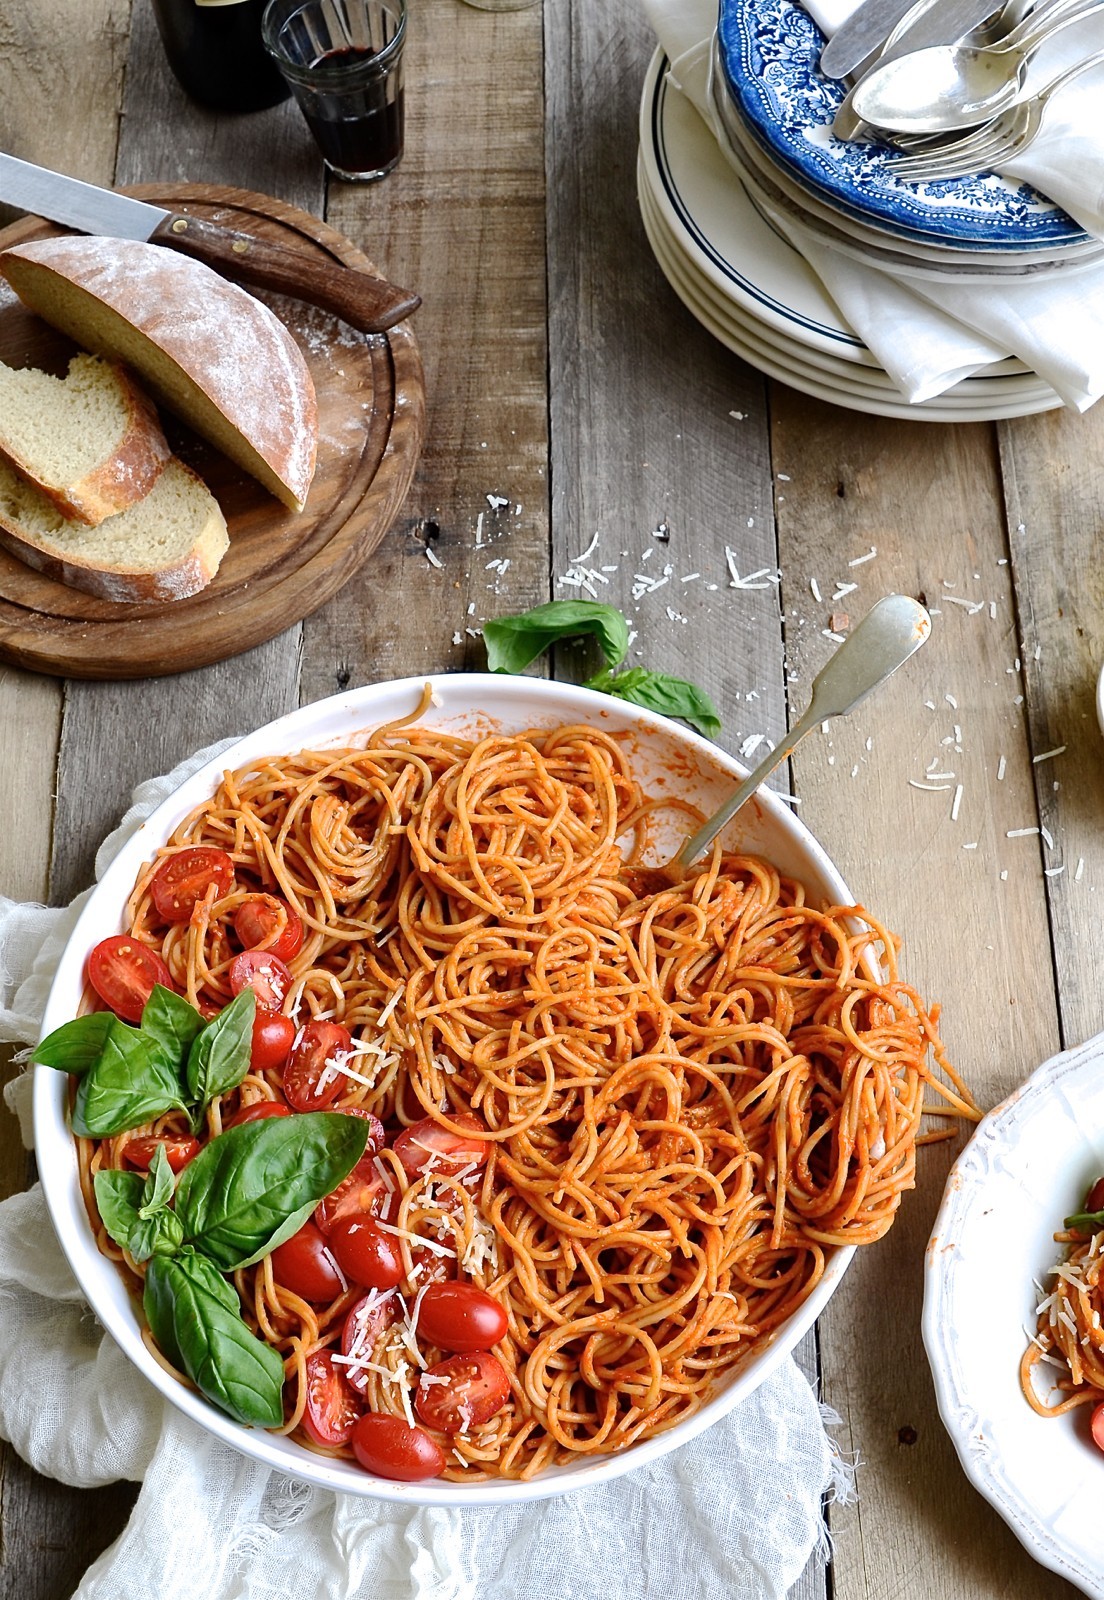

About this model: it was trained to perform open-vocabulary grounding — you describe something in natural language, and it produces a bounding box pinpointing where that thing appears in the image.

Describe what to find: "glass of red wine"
[261,0,406,182]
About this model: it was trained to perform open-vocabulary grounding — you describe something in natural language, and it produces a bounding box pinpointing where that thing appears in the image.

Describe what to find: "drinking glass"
[262,0,406,182]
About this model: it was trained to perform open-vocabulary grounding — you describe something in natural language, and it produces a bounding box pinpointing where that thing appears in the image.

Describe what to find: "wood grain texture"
[768,391,1068,1600]
[299,0,551,700]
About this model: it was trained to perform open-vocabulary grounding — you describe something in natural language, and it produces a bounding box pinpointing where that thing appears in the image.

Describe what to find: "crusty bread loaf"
[0,237,318,513]
[0,455,229,602]
[0,352,170,526]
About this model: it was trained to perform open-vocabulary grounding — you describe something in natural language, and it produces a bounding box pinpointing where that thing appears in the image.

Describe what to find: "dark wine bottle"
[150,0,292,113]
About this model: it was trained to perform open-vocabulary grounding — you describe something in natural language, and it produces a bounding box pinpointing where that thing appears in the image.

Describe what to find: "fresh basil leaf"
[143,1250,284,1427]
[141,986,204,1075]
[586,665,721,740]
[1065,1208,1104,1232]
[72,1020,188,1138]
[186,989,256,1111]
[92,1169,146,1251]
[31,1012,116,1076]
[484,601,630,675]
[128,1207,185,1263]
[174,1112,367,1271]
[140,1142,176,1218]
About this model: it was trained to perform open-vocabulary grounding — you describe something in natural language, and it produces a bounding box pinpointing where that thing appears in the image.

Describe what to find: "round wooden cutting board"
[0,183,425,679]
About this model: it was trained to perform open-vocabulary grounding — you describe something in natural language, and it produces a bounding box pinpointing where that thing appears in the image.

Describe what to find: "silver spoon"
[663,595,932,879]
[851,0,1104,134]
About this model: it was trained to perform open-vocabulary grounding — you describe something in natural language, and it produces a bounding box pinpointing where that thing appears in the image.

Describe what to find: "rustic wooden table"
[0,0,1098,1595]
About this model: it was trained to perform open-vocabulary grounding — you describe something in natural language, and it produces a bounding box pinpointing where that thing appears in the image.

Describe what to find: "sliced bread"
[0,237,318,513]
[0,352,170,526]
[0,455,229,602]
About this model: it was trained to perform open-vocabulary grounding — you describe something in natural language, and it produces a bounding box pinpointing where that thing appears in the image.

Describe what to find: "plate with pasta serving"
[32,673,975,1503]
[923,1031,1104,1598]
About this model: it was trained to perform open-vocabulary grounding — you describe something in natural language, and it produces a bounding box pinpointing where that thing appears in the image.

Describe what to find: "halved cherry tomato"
[270,1221,345,1302]
[316,1154,398,1235]
[1084,1177,1104,1214]
[336,1107,387,1151]
[341,1291,401,1396]
[414,1351,510,1433]
[416,1282,508,1353]
[351,1413,446,1481]
[250,1011,297,1071]
[150,847,234,924]
[283,1020,352,1112]
[1092,1400,1104,1454]
[87,936,174,1024]
[328,1215,404,1290]
[393,1114,489,1179]
[222,1100,292,1129]
[302,1350,364,1448]
[233,895,304,963]
[123,1134,201,1174]
[229,950,292,1012]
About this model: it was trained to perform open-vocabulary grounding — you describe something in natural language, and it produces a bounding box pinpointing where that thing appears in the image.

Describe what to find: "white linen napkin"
[646,0,1104,408]
[0,745,851,1600]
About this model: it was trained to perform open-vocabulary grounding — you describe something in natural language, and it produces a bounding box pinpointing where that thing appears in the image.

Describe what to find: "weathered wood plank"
[300,1,549,699]
[997,405,1104,1053]
[769,391,1067,1600]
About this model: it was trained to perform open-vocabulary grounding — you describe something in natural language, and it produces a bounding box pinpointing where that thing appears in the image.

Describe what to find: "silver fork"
[889,45,1104,179]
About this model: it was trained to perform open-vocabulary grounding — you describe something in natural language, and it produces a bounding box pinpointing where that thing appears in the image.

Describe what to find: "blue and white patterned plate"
[716,0,1089,251]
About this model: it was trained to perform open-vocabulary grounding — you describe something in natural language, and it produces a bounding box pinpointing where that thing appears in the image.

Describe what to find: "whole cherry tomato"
[350,1414,446,1481]
[222,1100,292,1129]
[414,1351,510,1433]
[341,1291,400,1396]
[283,1021,352,1112]
[123,1134,201,1173]
[270,1221,345,1302]
[87,936,174,1024]
[228,950,292,1012]
[393,1114,489,1179]
[416,1282,508,1353]
[149,847,234,923]
[328,1215,404,1290]
[250,1011,297,1071]
[1093,1400,1104,1454]
[302,1350,363,1448]
[233,895,304,963]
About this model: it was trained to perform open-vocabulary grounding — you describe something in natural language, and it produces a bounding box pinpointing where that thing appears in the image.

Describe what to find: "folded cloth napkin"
[644,0,1104,408]
[0,745,850,1600]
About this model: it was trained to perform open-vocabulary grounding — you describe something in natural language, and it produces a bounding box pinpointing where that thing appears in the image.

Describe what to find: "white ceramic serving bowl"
[33,673,856,1506]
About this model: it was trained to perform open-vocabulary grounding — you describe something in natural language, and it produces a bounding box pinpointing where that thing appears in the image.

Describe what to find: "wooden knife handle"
[149,212,420,333]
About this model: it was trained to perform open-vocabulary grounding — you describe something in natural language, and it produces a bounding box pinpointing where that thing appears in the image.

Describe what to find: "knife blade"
[0,151,420,333]
[820,0,931,77]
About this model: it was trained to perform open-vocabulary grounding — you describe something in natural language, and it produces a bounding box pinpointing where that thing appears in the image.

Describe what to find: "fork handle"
[1002,0,1104,52]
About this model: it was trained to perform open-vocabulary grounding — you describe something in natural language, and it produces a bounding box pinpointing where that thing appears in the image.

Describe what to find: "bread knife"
[819,0,996,77]
[0,152,420,333]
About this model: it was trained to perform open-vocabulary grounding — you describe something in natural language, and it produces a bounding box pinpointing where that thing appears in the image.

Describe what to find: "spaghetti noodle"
[1021,1213,1104,1423]
[76,710,978,1480]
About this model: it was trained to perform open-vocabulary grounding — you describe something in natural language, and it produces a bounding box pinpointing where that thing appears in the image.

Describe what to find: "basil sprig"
[175,1113,368,1270]
[33,984,255,1138]
[483,600,721,739]
[92,1112,368,1426]
[144,1251,286,1428]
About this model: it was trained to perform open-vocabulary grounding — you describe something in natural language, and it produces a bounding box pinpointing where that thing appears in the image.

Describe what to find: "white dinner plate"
[638,172,1064,421]
[639,172,1058,407]
[924,1032,1104,1598]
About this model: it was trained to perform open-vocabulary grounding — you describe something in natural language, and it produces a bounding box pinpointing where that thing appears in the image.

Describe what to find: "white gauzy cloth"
[645,0,1104,409]
[0,744,848,1600]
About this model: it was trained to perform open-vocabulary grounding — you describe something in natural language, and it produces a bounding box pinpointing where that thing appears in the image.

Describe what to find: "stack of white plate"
[637,0,1097,420]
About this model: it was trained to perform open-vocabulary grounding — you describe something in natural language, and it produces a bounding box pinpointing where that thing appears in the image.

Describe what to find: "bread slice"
[0,237,318,513]
[0,455,229,602]
[0,352,170,527]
